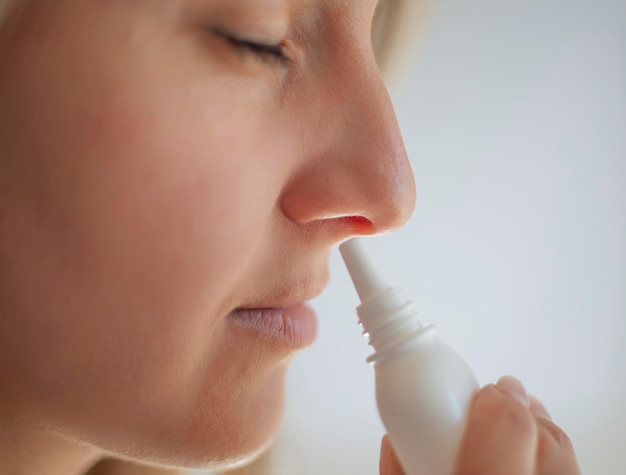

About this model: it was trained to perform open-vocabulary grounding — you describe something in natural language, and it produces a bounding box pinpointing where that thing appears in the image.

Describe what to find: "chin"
[121,363,289,471]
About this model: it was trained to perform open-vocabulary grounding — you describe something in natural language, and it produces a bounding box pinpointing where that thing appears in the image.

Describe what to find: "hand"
[379,375,581,475]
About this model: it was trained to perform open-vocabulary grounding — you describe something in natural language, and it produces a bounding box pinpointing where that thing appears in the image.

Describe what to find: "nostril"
[343,215,375,235]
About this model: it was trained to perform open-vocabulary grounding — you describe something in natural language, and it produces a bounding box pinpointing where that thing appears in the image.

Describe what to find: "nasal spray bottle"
[339,238,479,475]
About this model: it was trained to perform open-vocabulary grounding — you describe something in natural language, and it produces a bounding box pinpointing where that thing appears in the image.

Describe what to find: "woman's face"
[0,0,415,469]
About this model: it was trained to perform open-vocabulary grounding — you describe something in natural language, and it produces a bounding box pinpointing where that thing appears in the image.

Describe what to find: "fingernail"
[529,395,552,420]
[496,375,529,408]
[380,435,391,471]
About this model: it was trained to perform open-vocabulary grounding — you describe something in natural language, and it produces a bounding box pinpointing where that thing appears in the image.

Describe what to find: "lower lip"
[227,303,318,349]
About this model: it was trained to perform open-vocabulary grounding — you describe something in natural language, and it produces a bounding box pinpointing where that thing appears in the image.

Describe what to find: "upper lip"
[238,271,329,310]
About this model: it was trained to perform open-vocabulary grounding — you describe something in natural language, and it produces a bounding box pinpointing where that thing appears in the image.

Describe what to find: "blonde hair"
[373,0,435,83]
[0,1,424,474]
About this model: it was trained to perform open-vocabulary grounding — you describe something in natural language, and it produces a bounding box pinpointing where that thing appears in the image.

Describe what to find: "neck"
[0,414,104,475]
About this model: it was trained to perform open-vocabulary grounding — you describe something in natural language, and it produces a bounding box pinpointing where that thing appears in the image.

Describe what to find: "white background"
[278,0,626,473]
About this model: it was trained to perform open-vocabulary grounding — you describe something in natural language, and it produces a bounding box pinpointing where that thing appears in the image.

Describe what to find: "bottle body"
[374,325,478,475]
[338,239,479,475]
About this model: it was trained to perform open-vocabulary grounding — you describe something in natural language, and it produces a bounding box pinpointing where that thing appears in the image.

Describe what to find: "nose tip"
[279,126,415,239]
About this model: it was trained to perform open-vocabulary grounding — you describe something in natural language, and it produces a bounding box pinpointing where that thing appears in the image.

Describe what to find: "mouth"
[227,272,327,349]
[227,304,318,349]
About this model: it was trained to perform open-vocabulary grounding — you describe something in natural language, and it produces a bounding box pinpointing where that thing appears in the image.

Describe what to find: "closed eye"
[211,28,292,65]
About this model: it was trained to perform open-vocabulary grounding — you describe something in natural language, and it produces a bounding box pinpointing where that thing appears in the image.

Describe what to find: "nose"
[279,54,416,240]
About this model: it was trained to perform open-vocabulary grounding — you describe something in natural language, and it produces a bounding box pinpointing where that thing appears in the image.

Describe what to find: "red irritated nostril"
[343,215,374,234]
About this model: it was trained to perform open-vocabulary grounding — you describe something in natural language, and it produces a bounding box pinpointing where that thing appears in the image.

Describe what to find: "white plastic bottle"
[339,238,479,475]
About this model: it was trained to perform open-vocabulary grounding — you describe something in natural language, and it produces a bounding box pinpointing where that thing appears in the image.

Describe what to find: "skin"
[0,1,582,475]
[0,0,414,473]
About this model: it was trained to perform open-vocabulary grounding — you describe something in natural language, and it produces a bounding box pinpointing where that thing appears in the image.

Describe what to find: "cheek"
[4,98,275,359]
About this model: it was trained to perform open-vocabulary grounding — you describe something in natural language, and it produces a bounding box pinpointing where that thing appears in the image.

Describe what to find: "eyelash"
[211,28,291,66]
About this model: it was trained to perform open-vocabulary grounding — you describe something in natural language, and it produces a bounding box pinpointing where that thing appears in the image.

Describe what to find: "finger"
[529,395,552,420]
[454,383,537,475]
[497,375,530,408]
[380,435,406,475]
[534,410,582,474]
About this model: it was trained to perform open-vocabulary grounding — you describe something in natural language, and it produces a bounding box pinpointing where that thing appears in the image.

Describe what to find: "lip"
[227,303,318,349]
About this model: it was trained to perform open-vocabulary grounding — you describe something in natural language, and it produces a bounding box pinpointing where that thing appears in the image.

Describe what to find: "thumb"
[380,435,406,475]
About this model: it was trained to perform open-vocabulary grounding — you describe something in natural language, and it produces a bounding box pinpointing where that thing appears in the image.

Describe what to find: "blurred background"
[272,0,626,473]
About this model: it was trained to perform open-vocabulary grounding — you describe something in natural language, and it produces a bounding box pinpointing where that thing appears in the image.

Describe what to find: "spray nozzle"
[339,238,392,303]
